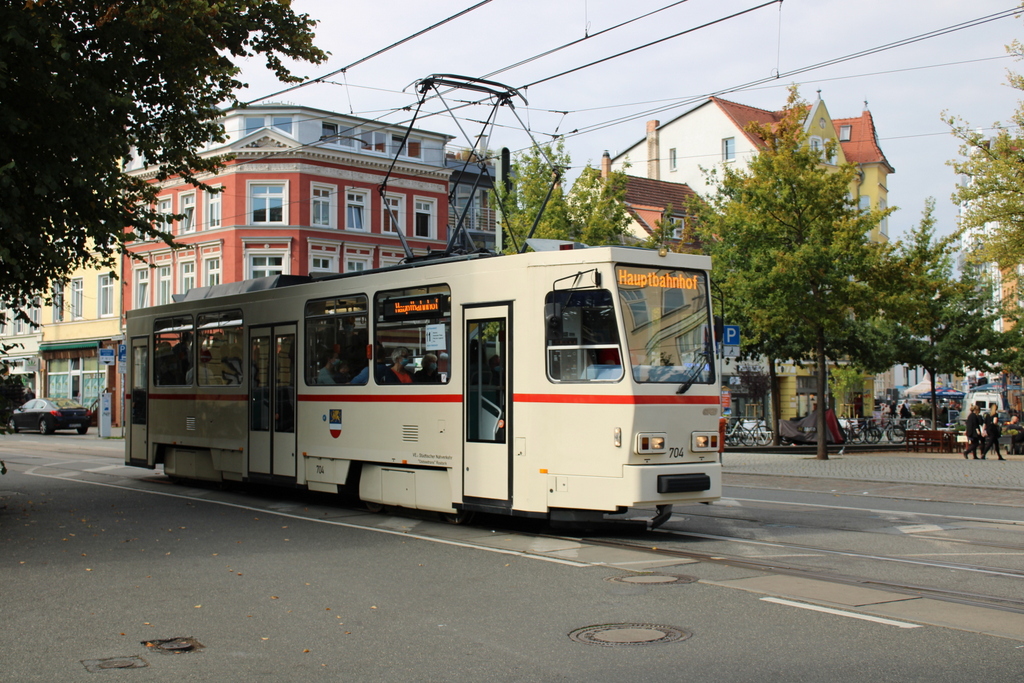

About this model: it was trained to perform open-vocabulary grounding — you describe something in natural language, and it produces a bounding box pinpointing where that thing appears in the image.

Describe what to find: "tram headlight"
[692,432,720,451]
[635,433,667,454]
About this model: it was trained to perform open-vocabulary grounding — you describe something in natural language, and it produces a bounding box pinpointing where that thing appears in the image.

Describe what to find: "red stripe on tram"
[514,393,719,405]
[299,394,463,403]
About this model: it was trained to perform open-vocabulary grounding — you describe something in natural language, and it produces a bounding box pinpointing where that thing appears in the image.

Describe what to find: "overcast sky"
[235,0,1024,242]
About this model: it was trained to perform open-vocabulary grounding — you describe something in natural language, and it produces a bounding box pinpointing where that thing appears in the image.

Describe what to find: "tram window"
[374,285,451,385]
[544,289,623,382]
[304,295,369,385]
[195,310,244,386]
[615,265,713,384]
[153,315,194,386]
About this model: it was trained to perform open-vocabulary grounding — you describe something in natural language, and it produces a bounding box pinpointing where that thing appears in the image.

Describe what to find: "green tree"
[947,32,1024,267]
[494,142,631,251]
[695,86,898,459]
[0,0,326,318]
[889,200,1008,426]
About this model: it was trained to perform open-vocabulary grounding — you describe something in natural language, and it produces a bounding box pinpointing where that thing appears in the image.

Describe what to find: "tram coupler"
[649,504,674,529]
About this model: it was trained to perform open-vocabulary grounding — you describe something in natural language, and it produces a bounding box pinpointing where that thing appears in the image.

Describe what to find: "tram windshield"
[616,265,714,385]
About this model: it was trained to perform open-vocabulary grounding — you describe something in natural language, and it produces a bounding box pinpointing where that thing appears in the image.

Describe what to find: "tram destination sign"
[381,294,447,321]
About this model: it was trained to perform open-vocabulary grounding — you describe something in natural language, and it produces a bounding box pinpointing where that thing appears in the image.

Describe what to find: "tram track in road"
[539,529,1024,615]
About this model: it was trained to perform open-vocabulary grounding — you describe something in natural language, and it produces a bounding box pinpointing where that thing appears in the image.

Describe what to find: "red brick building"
[122,105,454,311]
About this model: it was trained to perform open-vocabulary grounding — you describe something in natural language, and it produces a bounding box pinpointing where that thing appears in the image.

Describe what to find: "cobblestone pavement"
[722,450,1024,507]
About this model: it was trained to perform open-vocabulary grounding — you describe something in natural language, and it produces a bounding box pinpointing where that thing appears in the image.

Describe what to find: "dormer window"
[839,125,852,142]
[244,117,264,136]
[271,116,292,135]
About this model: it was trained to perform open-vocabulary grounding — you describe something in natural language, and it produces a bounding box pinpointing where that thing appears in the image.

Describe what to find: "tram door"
[248,325,297,479]
[463,306,510,504]
[127,337,150,467]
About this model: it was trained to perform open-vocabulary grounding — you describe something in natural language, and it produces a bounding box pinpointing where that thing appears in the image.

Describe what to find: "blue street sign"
[723,325,740,346]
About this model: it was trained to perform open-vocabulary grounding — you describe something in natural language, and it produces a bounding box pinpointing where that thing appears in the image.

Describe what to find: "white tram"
[124,246,722,526]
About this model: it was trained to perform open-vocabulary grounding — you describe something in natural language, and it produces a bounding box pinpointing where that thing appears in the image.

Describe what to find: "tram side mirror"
[713,316,724,342]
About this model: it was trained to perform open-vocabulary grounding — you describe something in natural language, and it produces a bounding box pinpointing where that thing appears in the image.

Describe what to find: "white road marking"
[760,597,922,628]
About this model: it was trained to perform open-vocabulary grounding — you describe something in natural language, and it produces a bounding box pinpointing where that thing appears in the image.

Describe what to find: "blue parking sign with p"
[723,325,740,346]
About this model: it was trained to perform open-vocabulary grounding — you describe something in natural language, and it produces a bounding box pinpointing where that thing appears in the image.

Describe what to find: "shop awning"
[39,341,99,352]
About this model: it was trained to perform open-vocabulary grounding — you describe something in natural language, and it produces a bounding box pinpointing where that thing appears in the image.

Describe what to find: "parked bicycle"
[725,418,773,447]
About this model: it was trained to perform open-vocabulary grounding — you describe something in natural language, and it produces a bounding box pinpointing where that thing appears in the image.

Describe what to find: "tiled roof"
[710,96,784,147]
[833,110,894,172]
[623,175,696,211]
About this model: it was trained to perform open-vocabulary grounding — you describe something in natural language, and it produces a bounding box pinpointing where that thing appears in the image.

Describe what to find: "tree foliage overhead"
[494,141,632,252]
[948,36,1024,267]
[695,86,899,459]
[887,199,1008,424]
[0,0,327,313]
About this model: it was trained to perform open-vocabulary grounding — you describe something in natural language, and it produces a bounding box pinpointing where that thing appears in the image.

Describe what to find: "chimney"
[646,120,660,180]
[601,150,611,178]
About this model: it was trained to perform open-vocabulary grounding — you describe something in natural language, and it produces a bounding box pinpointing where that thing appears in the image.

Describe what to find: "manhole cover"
[568,623,691,647]
[81,656,148,672]
[141,637,204,654]
[605,573,698,585]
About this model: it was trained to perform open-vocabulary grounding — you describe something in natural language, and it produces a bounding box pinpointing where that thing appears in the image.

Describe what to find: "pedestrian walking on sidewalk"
[964,404,984,459]
[981,414,1006,460]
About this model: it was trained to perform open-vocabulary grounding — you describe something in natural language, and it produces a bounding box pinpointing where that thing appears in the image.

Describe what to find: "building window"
[383,195,404,234]
[839,125,852,142]
[668,216,684,240]
[70,278,84,319]
[391,134,422,158]
[157,197,172,234]
[414,199,434,239]
[98,274,114,317]
[879,197,888,238]
[858,195,871,212]
[310,255,334,274]
[206,188,222,229]
[244,116,264,136]
[179,193,196,233]
[321,122,338,141]
[52,282,65,322]
[251,184,286,224]
[809,136,822,156]
[250,255,285,279]
[311,185,333,227]
[669,148,677,171]
[346,258,368,273]
[346,191,367,230]
[722,137,735,162]
[204,257,221,287]
[180,261,196,294]
[134,269,150,309]
[361,130,388,153]
[156,266,172,305]
[271,116,292,135]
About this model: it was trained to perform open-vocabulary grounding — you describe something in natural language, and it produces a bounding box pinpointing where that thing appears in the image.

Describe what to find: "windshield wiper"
[676,348,711,395]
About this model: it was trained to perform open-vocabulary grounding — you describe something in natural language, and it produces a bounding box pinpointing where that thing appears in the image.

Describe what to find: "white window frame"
[361,129,388,154]
[669,148,677,171]
[179,192,196,233]
[157,197,172,234]
[668,216,684,240]
[839,125,852,142]
[382,194,404,234]
[346,190,368,231]
[311,183,334,228]
[722,137,736,162]
[413,198,435,239]
[345,258,369,273]
[52,282,65,323]
[97,273,114,318]
[205,187,222,229]
[70,278,84,320]
[156,266,172,306]
[244,116,264,136]
[249,182,288,225]
[310,254,336,274]
[271,116,292,135]
[321,122,338,142]
[391,134,422,159]
[203,257,221,287]
[248,253,287,279]
[808,136,823,157]
[134,268,150,309]
[179,261,196,295]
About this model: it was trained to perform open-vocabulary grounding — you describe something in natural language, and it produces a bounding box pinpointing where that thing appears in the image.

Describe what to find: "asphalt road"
[2,435,1024,682]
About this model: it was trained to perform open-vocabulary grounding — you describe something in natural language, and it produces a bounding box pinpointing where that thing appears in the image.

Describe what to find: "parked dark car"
[8,398,90,435]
